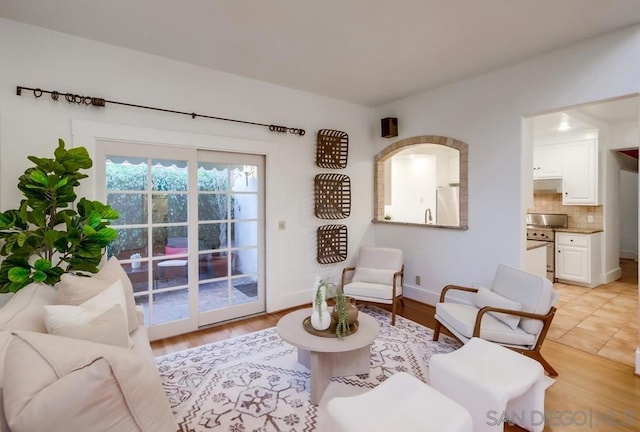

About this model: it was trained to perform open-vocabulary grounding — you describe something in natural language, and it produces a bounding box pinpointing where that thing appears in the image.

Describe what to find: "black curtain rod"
[16,85,305,136]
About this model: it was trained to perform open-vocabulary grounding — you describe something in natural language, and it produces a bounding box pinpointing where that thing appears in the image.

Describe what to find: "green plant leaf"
[33,259,52,272]
[8,267,31,283]
[54,177,69,188]
[32,270,47,283]
[29,169,49,185]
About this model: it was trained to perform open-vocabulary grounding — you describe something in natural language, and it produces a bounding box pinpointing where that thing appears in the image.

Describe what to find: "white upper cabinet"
[532,131,599,205]
[562,139,598,205]
[533,144,564,179]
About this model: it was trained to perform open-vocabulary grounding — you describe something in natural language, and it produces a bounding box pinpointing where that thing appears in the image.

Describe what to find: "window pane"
[152,160,188,191]
[153,194,187,223]
[198,163,228,192]
[198,194,228,221]
[232,194,258,220]
[198,280,228,312]
[153,226,188,257]
[198,223,227,251]
[232,164,258,193]
[231,221,257,247]
[108,193,147,225]
[232,276,258,305]
[151,289,189,325]
[124,261,149,294]
[233,248,257,275]
[197,253,233,280]
[106,157,147,191]
[155,258,188,289]
[109,227,148,259]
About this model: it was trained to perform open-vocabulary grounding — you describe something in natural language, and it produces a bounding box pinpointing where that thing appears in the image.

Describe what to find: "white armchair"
[341,246,404,325]
[433,264,559,376]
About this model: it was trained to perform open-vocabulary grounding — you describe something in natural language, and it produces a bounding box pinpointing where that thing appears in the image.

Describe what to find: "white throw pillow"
[57,257,139,334]
[45,280,132,347]
[473,287,523,330]
[351,267,396,285]
[46,305,129,348]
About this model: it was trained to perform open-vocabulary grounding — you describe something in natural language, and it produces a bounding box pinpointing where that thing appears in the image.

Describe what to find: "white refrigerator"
[436,186,460,226]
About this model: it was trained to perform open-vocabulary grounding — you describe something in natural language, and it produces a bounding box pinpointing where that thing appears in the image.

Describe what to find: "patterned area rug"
[156,306,462,432]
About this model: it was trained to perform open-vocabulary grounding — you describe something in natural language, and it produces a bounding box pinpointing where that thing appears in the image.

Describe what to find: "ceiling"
[532,96,640,138]
[2,1,640,106]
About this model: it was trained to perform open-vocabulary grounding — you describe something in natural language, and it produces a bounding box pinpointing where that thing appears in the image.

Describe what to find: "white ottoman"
[325,372,473,432]
[430,338,545,432]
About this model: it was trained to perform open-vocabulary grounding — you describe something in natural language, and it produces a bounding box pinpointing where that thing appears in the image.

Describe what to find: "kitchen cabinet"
[533,144,564,179]
[561,139,598,205]
[532,138,599,205]
[555,232,601,287]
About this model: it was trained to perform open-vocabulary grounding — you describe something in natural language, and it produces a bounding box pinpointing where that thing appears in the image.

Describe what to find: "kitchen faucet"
[424,208,433,224]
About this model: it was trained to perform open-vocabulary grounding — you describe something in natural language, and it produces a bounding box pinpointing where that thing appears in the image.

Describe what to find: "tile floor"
[548,259,638,366]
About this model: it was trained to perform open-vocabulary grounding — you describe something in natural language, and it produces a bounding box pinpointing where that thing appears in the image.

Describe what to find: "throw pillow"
[57,257,139,334]
[3,331,177,432]
[0,283,58,333]
[45,280,131,348]
[473,287,523,330]
[45,305,129,348]
[351,267,396,285]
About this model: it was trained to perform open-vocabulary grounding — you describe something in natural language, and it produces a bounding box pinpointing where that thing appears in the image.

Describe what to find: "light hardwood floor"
[152,298,640,432]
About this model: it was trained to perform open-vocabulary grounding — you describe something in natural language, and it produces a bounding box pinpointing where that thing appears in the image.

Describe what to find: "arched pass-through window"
[373,135,468,229]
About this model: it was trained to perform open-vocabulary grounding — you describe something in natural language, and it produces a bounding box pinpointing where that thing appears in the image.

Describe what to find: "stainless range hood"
[533,178,563,193]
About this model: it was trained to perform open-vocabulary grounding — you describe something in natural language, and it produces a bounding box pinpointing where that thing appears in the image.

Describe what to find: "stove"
[526,213,568,281]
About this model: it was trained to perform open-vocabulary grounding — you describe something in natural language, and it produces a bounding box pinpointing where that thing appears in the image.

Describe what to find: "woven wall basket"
[314,173,351,219]
[316,224,348,264]
[316,129,348,169]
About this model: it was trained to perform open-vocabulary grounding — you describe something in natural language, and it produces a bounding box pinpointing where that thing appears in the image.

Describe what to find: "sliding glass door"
[96,141,265,339]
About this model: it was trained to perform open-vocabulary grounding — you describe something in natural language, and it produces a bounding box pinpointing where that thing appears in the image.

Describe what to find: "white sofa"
[0,257,176,432]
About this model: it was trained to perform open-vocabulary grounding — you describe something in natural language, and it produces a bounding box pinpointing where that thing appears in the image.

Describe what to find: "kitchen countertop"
[527,240,548,250]
[554,228,604,234]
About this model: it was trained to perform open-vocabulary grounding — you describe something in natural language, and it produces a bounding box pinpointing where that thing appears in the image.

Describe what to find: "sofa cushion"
[351,267,396,285]
[46,280,131,347]
[435,302,535,347]
[491,264,554,335]
[473,287,522,330]
[343,281,400,302]
[50,305,128,348]
[0,284,58,333]
[355,246,403,271]
[57,257,138,334]
[3,331,176,432]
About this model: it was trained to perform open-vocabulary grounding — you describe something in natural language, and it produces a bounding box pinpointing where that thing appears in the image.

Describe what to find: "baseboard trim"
[403,284,473,307]
[620,250,638,261]
[603,267,622,284]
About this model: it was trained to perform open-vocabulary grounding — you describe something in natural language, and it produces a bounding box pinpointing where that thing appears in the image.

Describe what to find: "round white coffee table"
[276,307,380,405]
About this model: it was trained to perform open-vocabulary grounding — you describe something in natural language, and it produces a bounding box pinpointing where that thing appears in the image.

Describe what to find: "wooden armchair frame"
[433,284,558,377]
[342,265,405,325]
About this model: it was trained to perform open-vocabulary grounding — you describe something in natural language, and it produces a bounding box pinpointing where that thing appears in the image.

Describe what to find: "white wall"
[373,24,640,304]
[621,171,639,260]
[389,155,436,223]
[0,19,375,313]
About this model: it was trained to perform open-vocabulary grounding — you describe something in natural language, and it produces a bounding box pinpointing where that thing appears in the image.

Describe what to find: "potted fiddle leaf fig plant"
[0,139,119,293]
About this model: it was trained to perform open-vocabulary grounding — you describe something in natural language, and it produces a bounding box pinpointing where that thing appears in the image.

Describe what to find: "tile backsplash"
[529,192,603,229]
